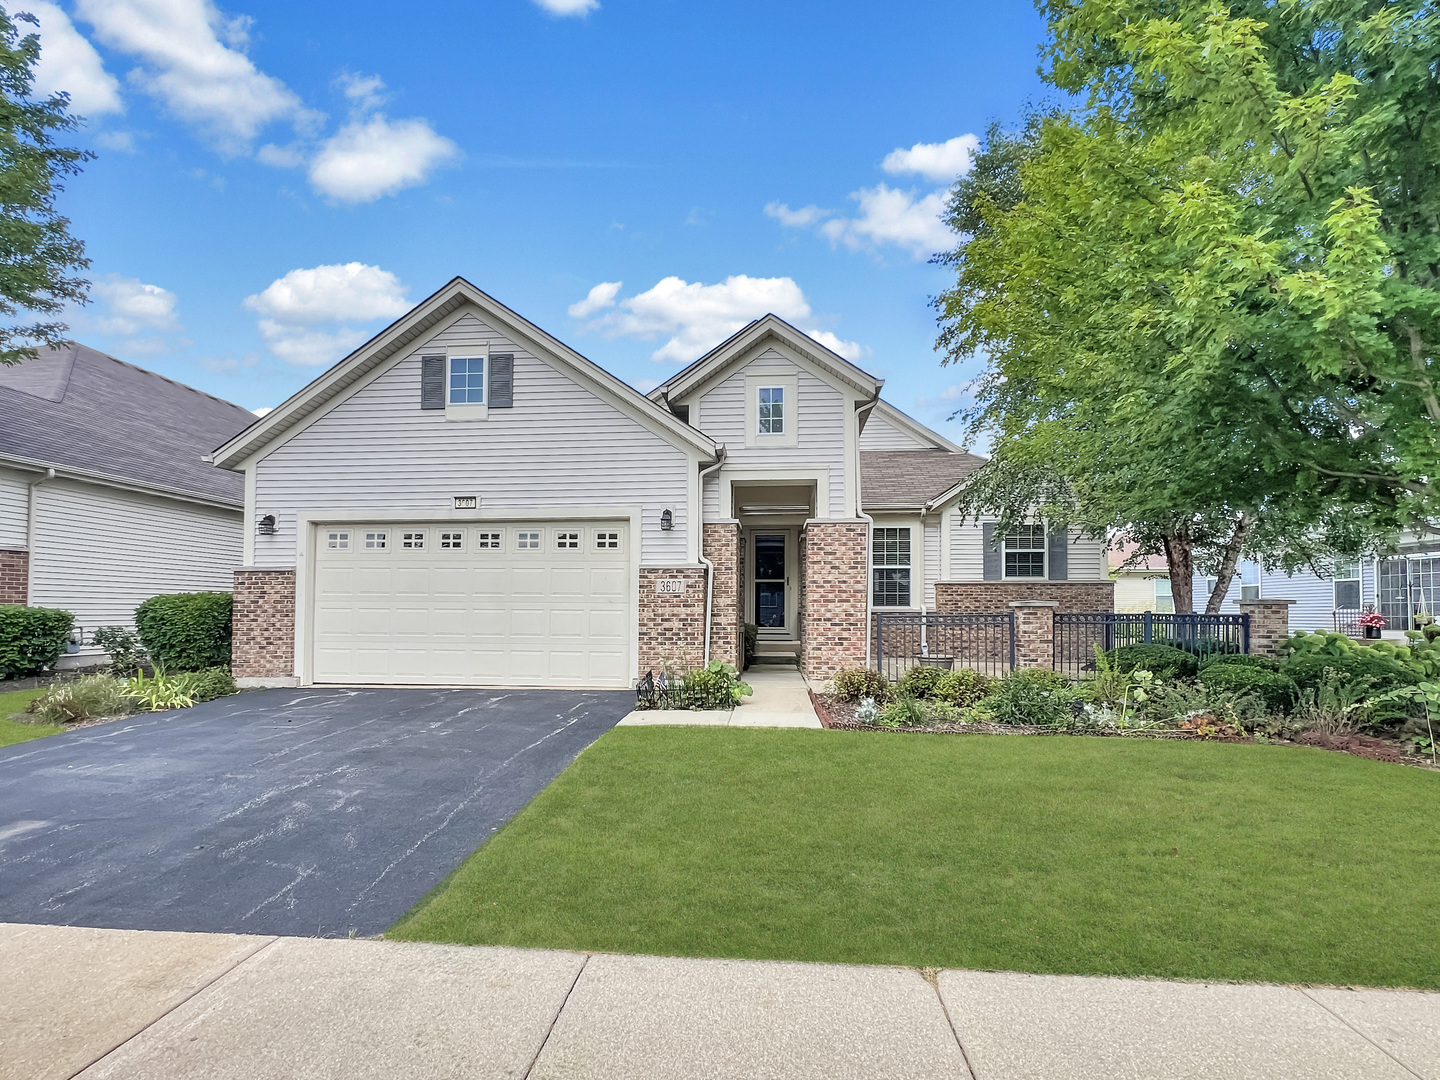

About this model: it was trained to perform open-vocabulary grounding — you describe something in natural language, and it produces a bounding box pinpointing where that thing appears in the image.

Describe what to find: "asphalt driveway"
[0,687,631,937]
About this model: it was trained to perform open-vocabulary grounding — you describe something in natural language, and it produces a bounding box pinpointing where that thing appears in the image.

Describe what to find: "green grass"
[391,728,1440,988]
[0,688,62,747]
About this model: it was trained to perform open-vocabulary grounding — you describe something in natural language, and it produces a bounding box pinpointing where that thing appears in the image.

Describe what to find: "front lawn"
[390,728,1440,988]
[0,688,62,747]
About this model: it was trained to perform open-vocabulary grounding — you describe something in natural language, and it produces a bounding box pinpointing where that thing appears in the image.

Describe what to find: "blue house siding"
[1194,562,1378,635]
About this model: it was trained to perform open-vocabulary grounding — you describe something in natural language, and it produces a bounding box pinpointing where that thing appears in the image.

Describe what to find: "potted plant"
[1359,609,1386,639]
[1416,611,1435,632]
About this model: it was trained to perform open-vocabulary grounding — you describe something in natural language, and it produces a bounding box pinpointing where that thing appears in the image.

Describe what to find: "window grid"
[757,386,784,434]
[872,527,912,608]
[327,531,350,550]
[476,532,502,549]
[556,531,580,549]
[595,531,620,549]
[1153,576,1175,614]
[448,356,485,404]
[402,531,425,549]
[1239,560,1261,601]
[440,532,464,550]
[516,531,541,550]
[365,531,387,550]
[1004,525,1046,578]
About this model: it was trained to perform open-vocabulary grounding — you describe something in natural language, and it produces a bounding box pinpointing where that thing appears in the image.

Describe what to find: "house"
[1109,544,1174,613]
[0,344,257,664]
[214,278,1114,689]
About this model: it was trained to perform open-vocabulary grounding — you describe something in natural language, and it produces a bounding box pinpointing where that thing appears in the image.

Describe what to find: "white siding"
[0,467,28,548]
[924,519,940,608]
[947,519,1107,582]
[860,412,930,450]
[29,477,241,638]
[1062,532,1110,581]
[696,347,848,517]
[251,314,692,568]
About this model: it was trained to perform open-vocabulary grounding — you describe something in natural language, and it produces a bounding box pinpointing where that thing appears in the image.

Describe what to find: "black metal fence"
[1333,608,1361,637]
[1052,611,1250,677]
[874,612,1015,681]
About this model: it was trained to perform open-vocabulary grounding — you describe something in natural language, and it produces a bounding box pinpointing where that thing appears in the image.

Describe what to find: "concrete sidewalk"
[3,922,1437,1080]
[617,667,823,729]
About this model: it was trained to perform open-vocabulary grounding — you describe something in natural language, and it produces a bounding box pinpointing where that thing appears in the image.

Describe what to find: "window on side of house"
[1153,576,1174,613]
[448,356,486,405]
[1003,525,1046,578]
[757,386,784,434]
[872,527,912,607]
[1334,559,1362,610]
[1239,560,1261,601]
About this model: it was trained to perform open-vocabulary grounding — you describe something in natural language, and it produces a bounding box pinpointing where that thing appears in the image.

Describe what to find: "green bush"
[1157,636,1242,659]
[29,674,135,723]
[878,696,929,728]
[134,592,232,672]
[832,667,890,702]
[1198,664,1298,713]
[681,661,753,709]
[0,605,74,677]
[978,668,1077,727]
[177,666,238,703]
[936,668,992,707]
[91,626,148,676]
[1107,643,1199,680]
[897,664,950,700]
[1198,653,1278,671]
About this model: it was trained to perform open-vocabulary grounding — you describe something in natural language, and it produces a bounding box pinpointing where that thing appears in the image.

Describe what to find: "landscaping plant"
[1106,643,1198,680]
[0,604,74,678]
[134,592,232,672]
[176,667,238,703]
[679,661,752,710]
[877,696,929,729]
[28,674,136,724]
[91,626,148,677]
[832,667,890,703]
[124,669,196,712]
[1198,663,1298,716]
[976,668,1076,728]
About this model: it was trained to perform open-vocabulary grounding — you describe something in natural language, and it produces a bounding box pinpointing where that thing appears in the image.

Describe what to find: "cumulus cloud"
[308,112,459,203]
[882,135,980,183]
[25,1,122,117]
[567,280,622,319]
[574,275,862,365]
[764,202,829,229]
[533,0,599,15]
[74,0,318,151]
[244,262,410,366]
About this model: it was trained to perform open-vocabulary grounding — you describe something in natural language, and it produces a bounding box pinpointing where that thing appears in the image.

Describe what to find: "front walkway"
[617,667,822,728]
[4,922,1435,1079]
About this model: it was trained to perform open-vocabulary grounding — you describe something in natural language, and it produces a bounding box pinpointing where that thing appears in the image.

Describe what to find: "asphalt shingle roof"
[0,344,256,505]
[860,449,987,510]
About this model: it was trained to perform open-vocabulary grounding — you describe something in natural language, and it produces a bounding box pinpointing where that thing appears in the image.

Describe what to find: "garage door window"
[402,531,425,549]
[364,531,387,550]
[595,531,620,549]
[516,531,541,549]
[440,531,465,550]
[556,531,580,549]
[476,531,503,549]
[327,530,350,550]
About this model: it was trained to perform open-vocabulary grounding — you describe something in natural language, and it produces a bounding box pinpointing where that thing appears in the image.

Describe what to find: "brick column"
[1010,600,1057,669]
[703,523,740,668]
[1238,598,1295,658]
[232,569,297,685]
[638,567,709,677]
[0,549,27,604]
[801,522,868,680]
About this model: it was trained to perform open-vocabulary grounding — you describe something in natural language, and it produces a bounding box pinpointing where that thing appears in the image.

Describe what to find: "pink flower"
[1359,613,1386,628]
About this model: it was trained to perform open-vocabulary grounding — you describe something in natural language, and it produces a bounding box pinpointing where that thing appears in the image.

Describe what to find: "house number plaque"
[656,580,687,595]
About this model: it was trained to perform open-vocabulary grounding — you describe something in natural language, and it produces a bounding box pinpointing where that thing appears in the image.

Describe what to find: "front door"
[754,533,787,631]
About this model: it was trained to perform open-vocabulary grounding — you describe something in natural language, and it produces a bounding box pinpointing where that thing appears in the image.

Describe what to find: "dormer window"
[757,386,784,434]
[449,356,486,405]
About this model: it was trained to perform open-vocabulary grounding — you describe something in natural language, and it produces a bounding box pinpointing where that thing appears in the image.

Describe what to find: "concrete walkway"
[4,922,1437,1080]
[617,667,822,728]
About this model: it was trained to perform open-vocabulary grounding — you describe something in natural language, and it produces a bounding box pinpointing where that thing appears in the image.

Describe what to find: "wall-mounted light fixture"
[660,509,673,531]
[256,514,278,535]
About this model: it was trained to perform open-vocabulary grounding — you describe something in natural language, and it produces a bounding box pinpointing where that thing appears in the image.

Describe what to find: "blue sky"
[27,0,1050,435]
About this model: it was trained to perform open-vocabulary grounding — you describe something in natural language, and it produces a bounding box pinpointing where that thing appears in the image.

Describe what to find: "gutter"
[697,447,728,663]
[0,451,241,512]
[25,467,54,602]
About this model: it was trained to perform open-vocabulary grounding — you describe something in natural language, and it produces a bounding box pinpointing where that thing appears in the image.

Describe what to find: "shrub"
[1198,653,1278,671]
[878,696,929,728]
[177,666,238,703]
[833,667,890,702]
[1285,652,1416,696]
[124,669,196,712]
[0,605,74,678]
[1198,664,1297,713]
[1158,635,1242,659]
[897,664,950,700]
[936,668,992,707]
[855,696,881,725]
[680,661,753,709]
[29,674,136,723]
[978,668,1077,727]
[134,592,232,672]
[91,626,149,676]
[1107,643,1198,680]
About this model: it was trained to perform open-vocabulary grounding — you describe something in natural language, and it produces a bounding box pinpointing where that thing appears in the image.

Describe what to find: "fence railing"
[1053,611,1250,678]
[1333,609,1361,637]
[874,612,1015,681]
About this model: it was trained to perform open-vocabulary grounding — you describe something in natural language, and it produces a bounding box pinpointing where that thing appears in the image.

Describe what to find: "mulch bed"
[1297,732,1404,764]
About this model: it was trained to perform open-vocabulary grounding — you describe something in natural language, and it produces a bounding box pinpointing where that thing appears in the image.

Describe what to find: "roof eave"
[0,451,242,510]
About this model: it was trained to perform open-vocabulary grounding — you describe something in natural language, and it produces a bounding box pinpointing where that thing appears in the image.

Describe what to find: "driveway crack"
[523,953,589,1079]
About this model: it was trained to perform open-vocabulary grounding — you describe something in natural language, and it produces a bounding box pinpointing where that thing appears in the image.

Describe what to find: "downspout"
[25,468,55,605]
[855,399,879,670]
[697,446,727,663]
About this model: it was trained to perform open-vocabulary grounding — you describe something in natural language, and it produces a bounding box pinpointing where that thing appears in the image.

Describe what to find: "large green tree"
[0,5,90,365]
[937,0,1437,611]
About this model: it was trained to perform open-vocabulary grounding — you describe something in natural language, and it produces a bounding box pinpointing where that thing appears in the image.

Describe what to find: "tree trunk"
[1162,527,1195,614]
[1204,513,1253,615]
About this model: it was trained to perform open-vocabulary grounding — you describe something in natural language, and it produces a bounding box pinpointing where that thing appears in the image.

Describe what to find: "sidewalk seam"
[924,971,979,1080]
[65,935,280,1080]
[1295,986,1425,1080]
[522,951,589,1079]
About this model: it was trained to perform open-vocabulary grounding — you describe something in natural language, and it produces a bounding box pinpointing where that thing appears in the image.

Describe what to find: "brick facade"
[703,523,741,668]
[1239,598,1295,658]
[638,566,709,677]
[800,521,868,680]
[1010,600,1057,669]
[934,580,1115,614]
[232,569,297,681]
[0,549,27,605]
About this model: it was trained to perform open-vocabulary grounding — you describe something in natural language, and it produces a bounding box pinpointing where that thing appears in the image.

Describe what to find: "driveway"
[0,687,630,937]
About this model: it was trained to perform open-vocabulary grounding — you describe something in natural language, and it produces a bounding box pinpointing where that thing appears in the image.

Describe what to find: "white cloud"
[764,202,828,228]
[336,71,387,111]
[882,135,980,183]
[567,280,622,319]
[244,262,410,366]
[532,0,599,16]
[256,141,305,168]
[577,275,862,365]
[76,273,179,336]
[25,1,122,116]
[74,0,317,150]
[94,130,137,152]
[253,405,273,416]
[308,113,459,202]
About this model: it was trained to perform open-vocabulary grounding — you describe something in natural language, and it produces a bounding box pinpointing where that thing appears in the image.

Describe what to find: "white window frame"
[1239,560,1261,602]
[445,345,490,421]
[744,373,798,448]
[872,525,913,608]
[594,529,621,551]
[1003,524,1047,580]
[1333,559,1362,610]
[475,530,503,550]
[514,530,542,551]
[1153,576,1174,614]
[439,531,465,550]
[554,530,581,550]
[326,530,351,551]
[757,386,785,435]
[363,529,388,551]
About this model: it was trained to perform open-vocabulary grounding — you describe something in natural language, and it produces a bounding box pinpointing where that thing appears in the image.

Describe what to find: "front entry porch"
[733,483,814,666]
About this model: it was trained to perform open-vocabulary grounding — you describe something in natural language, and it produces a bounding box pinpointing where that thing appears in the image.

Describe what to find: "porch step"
[748,653,799,669]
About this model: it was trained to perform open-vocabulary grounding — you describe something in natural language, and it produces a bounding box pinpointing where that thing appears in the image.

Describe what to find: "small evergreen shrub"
[1158,636,1242,659]
[134,592,232,672]
[1198,664,1298,713]
[1107,643,1198,680]
[979,668,1077,727]
[1285,652,1417,695]
[0,605,74,677]
[743,623,758,667]
[832,667,890,702]
[897,664,950,700]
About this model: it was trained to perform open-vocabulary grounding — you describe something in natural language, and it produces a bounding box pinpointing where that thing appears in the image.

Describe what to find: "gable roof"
[860,449,987,511]
[648,314,884,404]
[213,277,718,471]
[867,399,964,453]
[0,344,254,505]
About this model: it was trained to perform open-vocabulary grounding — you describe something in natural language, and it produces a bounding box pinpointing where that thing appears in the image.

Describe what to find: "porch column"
[1010,600,1057,670]
[703,522,741,667]
[801,521,868,681]
[1238,598,1295,658]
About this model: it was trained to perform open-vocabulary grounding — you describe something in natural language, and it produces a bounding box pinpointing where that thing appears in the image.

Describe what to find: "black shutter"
[1047,524,1069,581]
[982,522,1001,581]
[420,355,445,410]
[490,353,514,407]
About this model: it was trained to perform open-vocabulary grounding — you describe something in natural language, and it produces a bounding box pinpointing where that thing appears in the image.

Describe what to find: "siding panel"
[924,520,940,608]
[860,413,929,450]
[0,467,28,548]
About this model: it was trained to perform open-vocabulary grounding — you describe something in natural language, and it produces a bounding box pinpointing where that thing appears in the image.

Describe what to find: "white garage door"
[310,521,631,687]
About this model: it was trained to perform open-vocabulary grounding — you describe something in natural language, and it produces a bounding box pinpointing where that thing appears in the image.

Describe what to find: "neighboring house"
[0,344,255,665]
[1109,544,1174,614]
[214,278,1114,689]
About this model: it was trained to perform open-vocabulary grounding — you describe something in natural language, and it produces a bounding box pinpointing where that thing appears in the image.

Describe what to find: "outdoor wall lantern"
[256,514,278,535]
[660,509,674,531]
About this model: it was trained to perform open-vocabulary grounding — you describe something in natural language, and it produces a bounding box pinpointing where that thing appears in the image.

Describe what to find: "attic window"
[757,386,784,434]
[449,356,486,404]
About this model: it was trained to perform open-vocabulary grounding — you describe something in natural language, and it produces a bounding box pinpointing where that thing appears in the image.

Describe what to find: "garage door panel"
[590,567,628,597]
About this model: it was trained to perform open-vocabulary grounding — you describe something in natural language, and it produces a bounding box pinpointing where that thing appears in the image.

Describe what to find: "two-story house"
[214,278,1111,688]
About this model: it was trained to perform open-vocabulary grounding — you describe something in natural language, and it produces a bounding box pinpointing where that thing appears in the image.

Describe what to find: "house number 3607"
[656,580,687,595]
